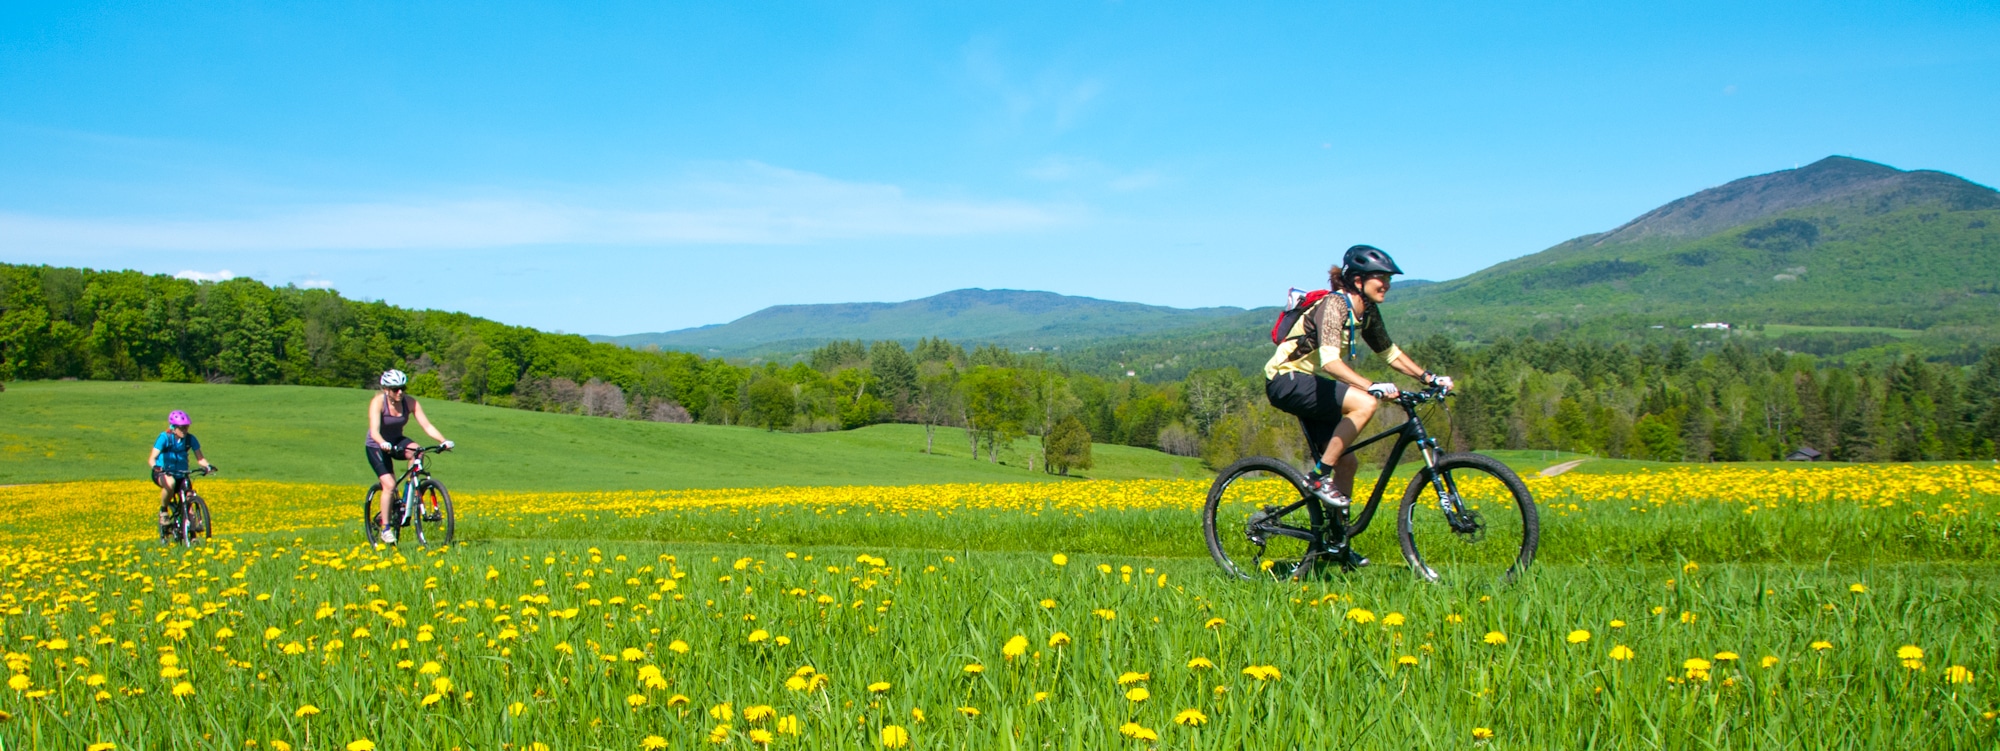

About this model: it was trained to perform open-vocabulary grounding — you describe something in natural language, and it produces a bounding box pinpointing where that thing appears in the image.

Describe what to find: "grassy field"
[0,380,1202,490]
[1,462,1997,750]
[4,382,1998,748]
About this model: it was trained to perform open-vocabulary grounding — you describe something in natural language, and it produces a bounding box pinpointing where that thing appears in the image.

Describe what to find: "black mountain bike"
[362,444,455,546]
[158,467,216,547]
[1202,385,1539,583]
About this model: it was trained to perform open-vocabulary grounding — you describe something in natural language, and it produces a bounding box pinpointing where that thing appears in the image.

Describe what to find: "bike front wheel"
[362,486,386,544]
[1202,456,1327,581]
[187,495,212,543]
[413,479,454,546]
[1396,452,1539,583]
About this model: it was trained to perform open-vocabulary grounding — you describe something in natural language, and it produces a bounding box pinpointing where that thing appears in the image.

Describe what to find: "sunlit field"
[2,464,1997,748]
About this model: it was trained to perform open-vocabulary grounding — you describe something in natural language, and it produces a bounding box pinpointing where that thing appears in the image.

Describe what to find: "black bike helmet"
[1342,244,1404,278]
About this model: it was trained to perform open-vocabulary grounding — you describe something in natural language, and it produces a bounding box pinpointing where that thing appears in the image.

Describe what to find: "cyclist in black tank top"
[367,369,454,543]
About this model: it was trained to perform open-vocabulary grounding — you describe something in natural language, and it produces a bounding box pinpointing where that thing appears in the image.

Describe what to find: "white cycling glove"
[1429,375,1455,392]
[1368,382,1400,399]
[442,440,456,450]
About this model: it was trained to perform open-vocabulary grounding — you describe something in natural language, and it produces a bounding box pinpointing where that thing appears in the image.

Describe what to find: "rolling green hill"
[591,288,1250,357]
[0,381,1204,490]
[1394,157,2000,349]
[1057,156,2000,377]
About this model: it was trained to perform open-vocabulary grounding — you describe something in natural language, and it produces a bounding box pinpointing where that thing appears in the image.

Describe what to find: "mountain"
[600,156,1998,372]
[1390,156,2000,355]
[593,289,1251,356]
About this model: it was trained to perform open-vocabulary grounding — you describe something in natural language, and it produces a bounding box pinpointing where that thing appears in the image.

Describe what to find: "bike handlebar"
[161,466,217,478]
[1370,384,1453,406]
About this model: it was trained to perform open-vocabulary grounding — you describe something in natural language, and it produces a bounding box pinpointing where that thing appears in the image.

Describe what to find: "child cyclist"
[149,410,216,530]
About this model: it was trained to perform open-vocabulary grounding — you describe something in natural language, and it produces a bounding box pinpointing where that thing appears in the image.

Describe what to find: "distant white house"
[1691,322,1731,330]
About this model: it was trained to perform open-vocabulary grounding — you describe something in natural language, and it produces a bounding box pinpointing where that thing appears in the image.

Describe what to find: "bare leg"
[1317,388,1379,498]
[157,475,175,525]
[378,473,397,526]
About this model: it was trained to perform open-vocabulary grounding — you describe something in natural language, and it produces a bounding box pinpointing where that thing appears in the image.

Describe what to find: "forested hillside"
[4,262,1997,467]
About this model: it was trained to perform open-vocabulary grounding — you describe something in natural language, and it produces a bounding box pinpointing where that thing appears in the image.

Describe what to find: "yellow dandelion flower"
[420,693,442,707]
[1117,672,1150,685]
[1187,657,1215,670]
[1345,608,1376,624]
[1048,632,1072,648]
[1125,687,1150,702]
[1396,655,1419,666]
[1117,722,1158,741]
[1609,620,1627,628]
[87,744,116,751]
[1944,665,1974,684]
[1173,708,1208,726]
[1051,554,1067,566]
[869,681,892,694]
[1473,727,1495,740]
[626,694,647,708]
[1567,630,1591,644]
[747,630,770,644]
[1609,645,1635,661]
[1714,652,1740,662]
[295,705,321,718]
[958,706,980,717]
[748,728,774,746]
[1382,612,1406,627]
[709,702,734,720]
[745,705,776,722]
[1760,656,1780,668]
[1002,635,1029,660]
[1482,631,1507,646]
[1897,645,1924,660]
[346,741,376,751]
[777,716,801,735]
[963,663,984,675]
[1039,599,1056,609]
[669,640,690,654]
[880,724,911,748]
[171,681,194,697]
[641,735,669,750]
[1849,583,1867,593]
[1204,617,1225,629]
[1811,641,1833,651]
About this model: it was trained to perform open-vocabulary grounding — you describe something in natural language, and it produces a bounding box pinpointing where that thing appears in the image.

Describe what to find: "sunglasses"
[384,386,405,392]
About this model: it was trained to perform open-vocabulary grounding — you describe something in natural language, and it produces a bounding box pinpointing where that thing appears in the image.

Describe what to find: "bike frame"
[159,468,206,541]
[1253,388,1458,555]
[382,446,443,527]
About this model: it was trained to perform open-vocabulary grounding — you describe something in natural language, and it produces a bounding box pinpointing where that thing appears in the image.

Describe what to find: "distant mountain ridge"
[600,156,1999,369]
[594,289,1251,354]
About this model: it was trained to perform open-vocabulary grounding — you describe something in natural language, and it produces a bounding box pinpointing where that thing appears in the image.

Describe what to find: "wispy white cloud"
[962,37,1107,134]
[173,269,236,282]
[298,279,335,289]
[0,163,1076,253]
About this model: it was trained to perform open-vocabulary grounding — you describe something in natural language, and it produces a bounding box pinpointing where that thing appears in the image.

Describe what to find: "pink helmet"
[167,410,191,426]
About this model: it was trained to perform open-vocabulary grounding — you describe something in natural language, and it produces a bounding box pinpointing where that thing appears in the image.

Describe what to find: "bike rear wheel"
[1396,452,1539,583]
[413,479,454,546]
[1202,456,1328,581]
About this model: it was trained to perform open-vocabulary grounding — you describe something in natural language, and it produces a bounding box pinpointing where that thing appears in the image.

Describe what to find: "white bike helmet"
[379,369,409,388]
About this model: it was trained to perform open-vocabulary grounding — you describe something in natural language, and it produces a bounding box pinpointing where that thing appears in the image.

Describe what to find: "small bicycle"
[158,467,216,547]
[362,444,455,546]
[1202,385,1540,583]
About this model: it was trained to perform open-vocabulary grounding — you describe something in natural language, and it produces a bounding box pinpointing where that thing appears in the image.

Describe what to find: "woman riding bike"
[1265,245,1453,567]
[367,369,453,544]
[149,410,215,530]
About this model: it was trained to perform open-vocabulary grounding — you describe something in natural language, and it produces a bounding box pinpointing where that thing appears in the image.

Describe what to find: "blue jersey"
[153,431,202,472]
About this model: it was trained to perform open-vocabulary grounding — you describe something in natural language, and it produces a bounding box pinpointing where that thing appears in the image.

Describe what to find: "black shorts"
[1266,372,1350,463]
[367,438,417,478]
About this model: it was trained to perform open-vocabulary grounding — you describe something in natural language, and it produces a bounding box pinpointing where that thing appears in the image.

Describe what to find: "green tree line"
[4,263,1996,470]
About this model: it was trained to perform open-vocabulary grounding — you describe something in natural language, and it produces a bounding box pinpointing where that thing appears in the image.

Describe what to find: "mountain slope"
[1390,156,2000,349]
[595,288,1249,355]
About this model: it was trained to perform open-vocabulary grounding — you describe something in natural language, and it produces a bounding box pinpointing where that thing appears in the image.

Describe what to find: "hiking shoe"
[1304,475,1351,509]
[379,528,397,544]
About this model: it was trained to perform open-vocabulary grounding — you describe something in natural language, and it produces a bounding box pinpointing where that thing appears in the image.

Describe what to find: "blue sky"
[2,1,1995,335]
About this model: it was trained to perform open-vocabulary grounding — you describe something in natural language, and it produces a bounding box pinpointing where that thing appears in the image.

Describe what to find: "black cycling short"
[367,438,418,478]
[1266,372,1351,462]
